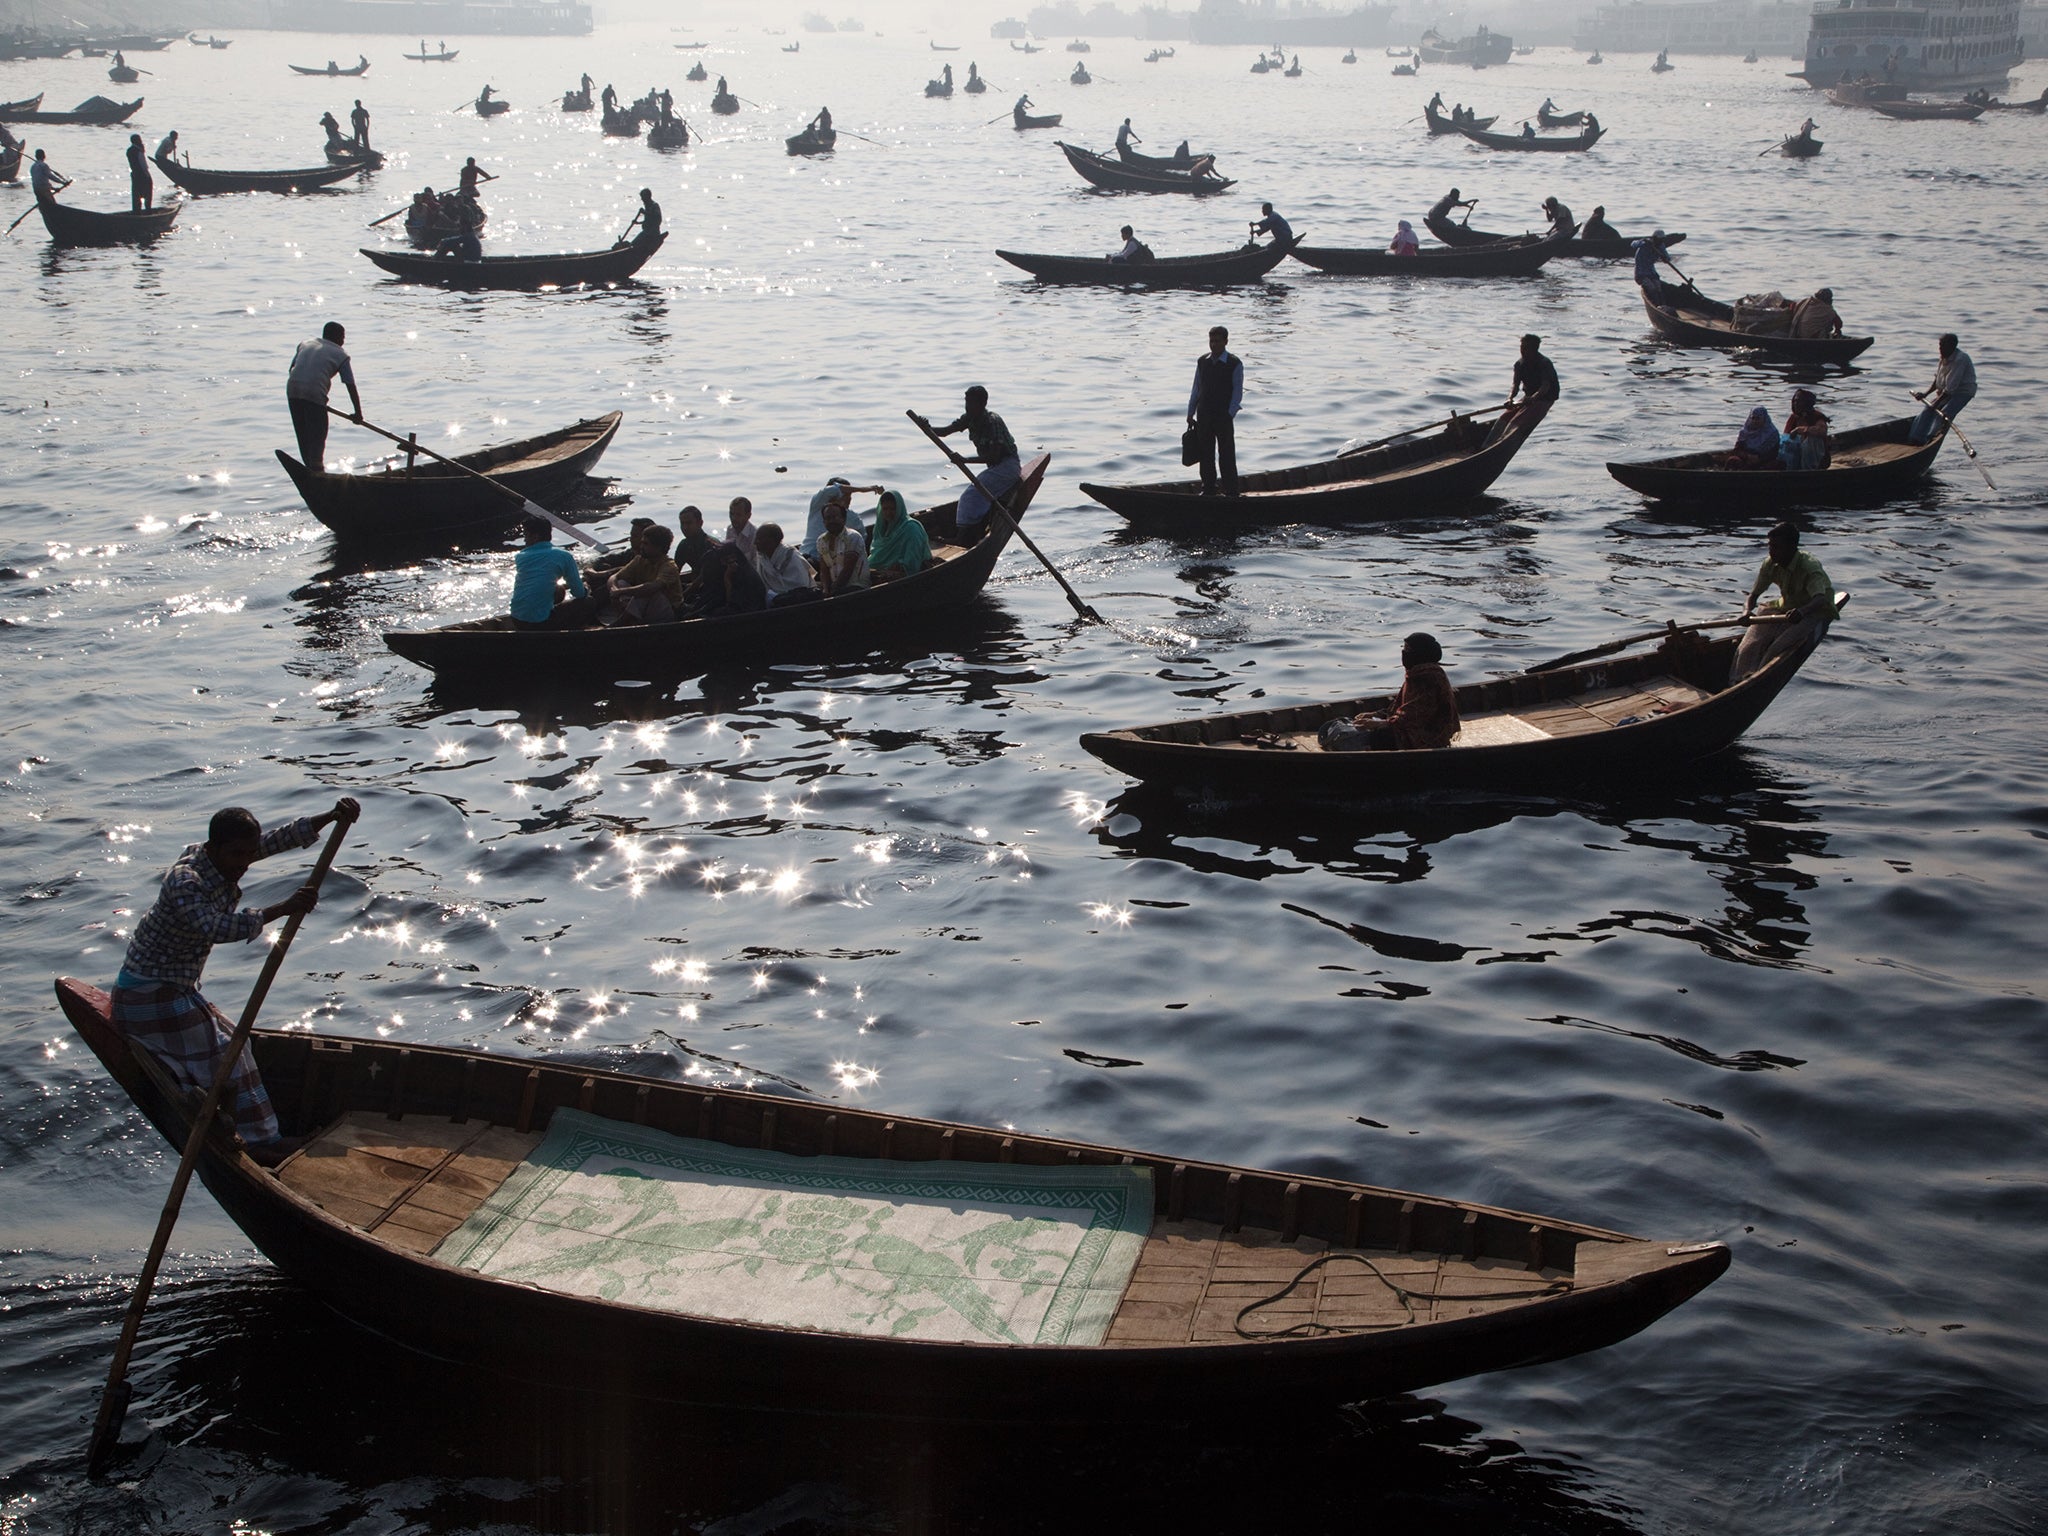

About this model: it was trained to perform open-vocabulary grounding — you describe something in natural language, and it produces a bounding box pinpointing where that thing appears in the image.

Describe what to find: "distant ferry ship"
[265,0,592,34]
[1417,24,1514,66]
[1799,0,2022,90]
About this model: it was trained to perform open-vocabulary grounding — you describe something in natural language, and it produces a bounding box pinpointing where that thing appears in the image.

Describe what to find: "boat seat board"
[1830,440,1921,469]
[278,1111,542,1252]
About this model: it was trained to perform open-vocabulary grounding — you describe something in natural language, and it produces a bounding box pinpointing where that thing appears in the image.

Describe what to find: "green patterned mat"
[433,1108,1154,1346]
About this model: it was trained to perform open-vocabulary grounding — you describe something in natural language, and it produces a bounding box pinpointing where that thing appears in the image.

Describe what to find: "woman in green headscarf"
[867,490,933,583]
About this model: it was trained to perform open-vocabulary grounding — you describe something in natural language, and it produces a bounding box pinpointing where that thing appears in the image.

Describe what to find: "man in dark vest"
[1186,326,1243,496]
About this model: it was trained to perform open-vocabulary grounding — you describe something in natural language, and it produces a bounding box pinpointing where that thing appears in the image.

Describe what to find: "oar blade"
[85,1378,132,1478]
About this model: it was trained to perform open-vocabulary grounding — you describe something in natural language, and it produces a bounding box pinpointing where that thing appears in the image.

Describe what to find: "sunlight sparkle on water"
[1085,902,1135,928]
[832,1062,880,1092]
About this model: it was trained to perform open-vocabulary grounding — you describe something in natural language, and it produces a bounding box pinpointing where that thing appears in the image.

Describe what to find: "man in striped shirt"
[112,798,358,1164]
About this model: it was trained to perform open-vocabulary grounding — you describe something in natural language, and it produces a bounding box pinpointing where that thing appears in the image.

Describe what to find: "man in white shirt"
[285,322,363,470]
[753,523,817,605]
[1910,332,1977,444]
[815,500,869,596]
[1109,224,1143,263]
[802,477,882,558]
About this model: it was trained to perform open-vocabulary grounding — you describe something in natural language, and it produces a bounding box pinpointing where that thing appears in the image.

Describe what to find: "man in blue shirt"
[1187,325,1244,497]
[510,517,594,629]
[1250,202,1292,247]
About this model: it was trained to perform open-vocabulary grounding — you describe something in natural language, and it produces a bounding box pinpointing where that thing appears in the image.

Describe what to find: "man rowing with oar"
[286,322,363,470]
[111,799,359,1166]
[920,385,1022,544]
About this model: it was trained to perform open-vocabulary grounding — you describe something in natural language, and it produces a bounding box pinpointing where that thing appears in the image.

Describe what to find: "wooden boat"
[0,95,142,125]
[931,40,959,50]
[278,413,623,543]
[404,48,459,61]
[1078,600,1848,800]
[1827,80,1907,108]
[1013,109,1061,129]
[1651,52,1674,72]
[1535,106,1586,127]
[476,95,511,116]
[1069,64,1091,84]
[1066,38,1091,52]
[1012,40,1042,52]
[1425,210,1684,259]
[55,970,1727,1425]
[1868,98,1983,121]
[1780,130,1822,157]
[685,61,708,81]
[964,73,987,93]
[782,41,800,51]
[1292,232,1562,278]
[1457,120,1604,151]
[1079,402,1550,525]
[108,64,140,83]
[1058,141,1232,194]
[1964,87,2048,113]
[289,58,370,77]
[1390,62,1416,76]
[34,189,179,246]
[1423,101,1497,134]
[385,456,1054,676]
[155,152,369,194]
[561,88,592,111]
[646,119,689,149]
[925,77,954,98]
[1606,417,1943,504]
[327,143,386,168]
[0,94,44,114]
[997,236,1301,287]
[601,109,644,137]
[786,126,837,155]
[361,230,665,291]
[1587,51,1603,63]
[1115,140,1200,170]
[405,199,488,244]
[711,92,739,115]
[1642,289,1874,363]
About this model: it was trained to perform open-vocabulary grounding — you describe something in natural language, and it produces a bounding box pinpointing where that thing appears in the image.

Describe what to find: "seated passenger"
[1726,407,1781,470]
[816,498,871,596]
[1789,286,1843,340]
[696,541,767,617]
[1109,224,1143,263]
[1778,389,1830,471]
[509,516,595,630]
[1520,121,1536,139]
[723,496,758,561]
[607,524,684,624]
[1389,219,1419,255]
[1579,205,1618,244]
[754,522,820,606]
[867,491,933,582]
[674,504,720,595]
[1317,633,1460,752]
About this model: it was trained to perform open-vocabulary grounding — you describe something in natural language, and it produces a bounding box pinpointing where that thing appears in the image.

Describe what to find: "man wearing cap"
[804,477,884,559]
[285,322,363,470]
[1318,633,1460,752]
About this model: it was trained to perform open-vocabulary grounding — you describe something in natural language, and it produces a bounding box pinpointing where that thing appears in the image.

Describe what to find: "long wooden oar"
[1337,401,1511,459]
[1527,616,1765,674]
[86,808,355,1478]
[366,204,409,227]
[1910,393,1995,491]
[905,410,1101,624]
[329,408,609,552]
[836,129,888,147]
[5,203,38,235]
[981,108,1014,126]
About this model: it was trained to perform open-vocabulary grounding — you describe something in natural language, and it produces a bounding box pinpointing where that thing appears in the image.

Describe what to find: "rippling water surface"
[4,24,2046,1534]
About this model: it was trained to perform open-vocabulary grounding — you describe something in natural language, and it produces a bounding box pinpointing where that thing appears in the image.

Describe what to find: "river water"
[2,23,2045,1534]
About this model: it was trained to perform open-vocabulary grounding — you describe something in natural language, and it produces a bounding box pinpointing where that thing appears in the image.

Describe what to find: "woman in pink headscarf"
[1389,219,1419,255]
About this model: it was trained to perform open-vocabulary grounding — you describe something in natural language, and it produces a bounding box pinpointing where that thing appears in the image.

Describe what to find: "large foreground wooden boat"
[1291,233,1560,278]
[1424,209,1684,259]
[361,230,665,290]
[1456,121,1605,152]
[34,189,180,245]
[1642,289,1875,364]
[56,972,1728,1425]
[997,237,1299,286]
[278,412,622,543]
[384,456,1052,678]
[1058,141,1232,194]
[154,152,368,194]
[1607,418,1944,504]
[1080,601,1848,799]
[1079,403,1549,525]
[0,94,142,124]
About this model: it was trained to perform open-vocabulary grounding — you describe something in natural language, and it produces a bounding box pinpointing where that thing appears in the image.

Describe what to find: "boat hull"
[1057,141,1232,194]
[1607,417,1943,504]
[1,97,143,125]
[997,238,1297,286]
[1292,234,1559,277]
[35,191,180,245]
[156,154,368,193]
[361,232,663,289]
[1426,212,1685,258]
[55,975,1728,1426]
[385,456,1051,677]
[1456,122,1605,151]
[1643,291,1875,363]
[278,412,622,544]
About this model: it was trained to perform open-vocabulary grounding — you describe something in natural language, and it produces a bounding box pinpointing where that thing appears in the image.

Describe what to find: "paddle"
[328,408,610,552]
[905,410,1101,624]
[366,204,410,227]
[5,203,38,235]
[85,805,356,1479]
[1911,393,1995,491]
[980,108,1014,126]
[834,129,888,147]
[1527,616,1765,674]
[1336,402,1511,459]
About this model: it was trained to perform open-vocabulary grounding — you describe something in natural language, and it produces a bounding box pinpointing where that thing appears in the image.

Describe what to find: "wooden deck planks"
[278,1112,537,1248]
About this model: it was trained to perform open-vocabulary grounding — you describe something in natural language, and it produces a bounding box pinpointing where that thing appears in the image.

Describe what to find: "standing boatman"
[1250,202,1292,247]
[1909,332,1976,444]
[1187,325,1244,497]
[1504,333,1560,428]
[350,98,371,150]
[458,155,496,198]
[124,132,153,211]
[28,147,69,203]
[1632,230,1682,305]
[285,321,363,471]
[919,387,1023,542]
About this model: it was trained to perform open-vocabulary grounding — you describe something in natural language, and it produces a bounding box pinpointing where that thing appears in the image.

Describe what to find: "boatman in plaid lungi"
[110,798,358,1166]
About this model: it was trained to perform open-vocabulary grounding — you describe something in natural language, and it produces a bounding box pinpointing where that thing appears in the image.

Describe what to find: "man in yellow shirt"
[1732,522,1836,682]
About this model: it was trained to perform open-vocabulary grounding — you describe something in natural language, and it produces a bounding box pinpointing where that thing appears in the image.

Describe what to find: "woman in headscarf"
[1389,219,1419,256]
[867,490,933,583]
[1778,389,1830,472]
[1726,406,1780,470]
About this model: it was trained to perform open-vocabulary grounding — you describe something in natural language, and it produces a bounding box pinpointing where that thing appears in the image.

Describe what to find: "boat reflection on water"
[53,1264,1648,1533]
[1087,753,1829,971]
